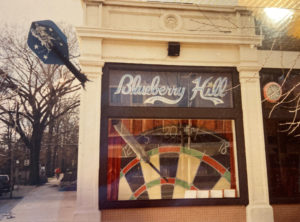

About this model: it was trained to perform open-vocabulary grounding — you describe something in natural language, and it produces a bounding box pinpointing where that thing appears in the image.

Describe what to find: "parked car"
[0,175,11,194]
[59,170,77,191]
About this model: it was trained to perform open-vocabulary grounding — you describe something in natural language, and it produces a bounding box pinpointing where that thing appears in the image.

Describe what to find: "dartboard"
[116,125,234,200]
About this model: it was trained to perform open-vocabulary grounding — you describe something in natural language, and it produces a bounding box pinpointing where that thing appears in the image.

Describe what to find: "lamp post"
[7,125,14,199]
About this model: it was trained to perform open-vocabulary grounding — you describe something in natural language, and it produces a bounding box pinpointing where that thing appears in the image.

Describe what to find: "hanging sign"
[109,70,233,108]
[27,20,88,87]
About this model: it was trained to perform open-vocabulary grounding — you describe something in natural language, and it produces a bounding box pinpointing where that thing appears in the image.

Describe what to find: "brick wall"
[102,206,246,222]
[273,204,300,222]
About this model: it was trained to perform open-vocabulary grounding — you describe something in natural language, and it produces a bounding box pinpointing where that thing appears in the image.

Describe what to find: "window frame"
[99,63,248,209]
[260,68,300,204]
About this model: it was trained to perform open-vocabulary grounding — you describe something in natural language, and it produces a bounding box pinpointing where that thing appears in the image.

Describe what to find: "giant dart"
[27,20,88,87]
[112,120,168,182]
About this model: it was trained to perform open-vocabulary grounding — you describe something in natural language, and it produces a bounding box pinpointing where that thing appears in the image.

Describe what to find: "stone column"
[74,2,104,221]
[73,64,103,222]
[237,65,274,222]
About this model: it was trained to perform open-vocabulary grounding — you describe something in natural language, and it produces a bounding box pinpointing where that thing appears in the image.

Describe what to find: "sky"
[0,0,83,30]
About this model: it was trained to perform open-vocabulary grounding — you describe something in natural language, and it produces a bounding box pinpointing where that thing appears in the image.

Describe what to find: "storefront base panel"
[273,204,300,222]
[101,206,246,222]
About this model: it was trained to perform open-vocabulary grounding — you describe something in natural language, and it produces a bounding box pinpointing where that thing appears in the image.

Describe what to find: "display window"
[261,69,300,204]
[100,63,248,209]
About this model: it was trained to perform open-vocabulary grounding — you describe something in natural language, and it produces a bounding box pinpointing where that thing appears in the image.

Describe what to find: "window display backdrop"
[100,64,248,209]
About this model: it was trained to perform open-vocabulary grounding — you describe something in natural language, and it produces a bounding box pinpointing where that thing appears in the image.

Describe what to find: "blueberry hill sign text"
[109,70,233,108]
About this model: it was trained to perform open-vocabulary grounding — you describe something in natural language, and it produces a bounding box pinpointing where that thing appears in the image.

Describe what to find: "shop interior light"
[264,8,294,23]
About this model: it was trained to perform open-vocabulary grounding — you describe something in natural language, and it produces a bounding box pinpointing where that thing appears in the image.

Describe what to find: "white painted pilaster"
[83,0,104,27]
[74,2,104,221]
[73,70,102,222]
[238,63,274,222]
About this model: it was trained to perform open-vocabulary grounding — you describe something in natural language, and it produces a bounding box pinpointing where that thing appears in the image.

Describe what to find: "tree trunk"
[7,126,14,198]
[29,131,42,185]
[52,145,58,172]
[46,146,53,177]
[46,122,54,177]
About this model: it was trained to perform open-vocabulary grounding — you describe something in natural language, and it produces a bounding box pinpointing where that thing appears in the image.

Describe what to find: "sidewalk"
[0,185,35,221]
[1,177,76,222]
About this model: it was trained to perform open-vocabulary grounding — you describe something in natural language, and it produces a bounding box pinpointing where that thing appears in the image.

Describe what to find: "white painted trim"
[77,27,262,45]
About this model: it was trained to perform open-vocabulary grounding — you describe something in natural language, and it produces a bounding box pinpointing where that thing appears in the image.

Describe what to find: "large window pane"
[261,69,300,203]
[106,119,238,201]
[264,119,300,199]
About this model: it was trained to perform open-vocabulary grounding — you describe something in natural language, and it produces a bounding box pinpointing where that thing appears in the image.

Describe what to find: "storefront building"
[74,1,300,221]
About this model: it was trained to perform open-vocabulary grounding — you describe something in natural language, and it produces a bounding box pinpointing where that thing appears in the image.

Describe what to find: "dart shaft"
[112,121,149,162]
[52,46,88,85]
[112,120,168,182]
[147,161,168,183]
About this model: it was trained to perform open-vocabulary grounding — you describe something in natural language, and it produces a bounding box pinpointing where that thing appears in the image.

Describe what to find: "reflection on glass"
[107,119,238,201]
[265,119,300,199]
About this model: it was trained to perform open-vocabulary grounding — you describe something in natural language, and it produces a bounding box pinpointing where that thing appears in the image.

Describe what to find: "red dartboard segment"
[122,158,139,174]
[202,155,227,175]
[134,185,147,198]
[190,186,198,190]
[160,178,175,185]
[159,146,181,153]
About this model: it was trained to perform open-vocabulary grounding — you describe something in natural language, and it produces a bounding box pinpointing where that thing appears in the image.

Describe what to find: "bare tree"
[266,65,300,136]
[0,25,80,184]
[42,99,79,177]
[258,14,300,136]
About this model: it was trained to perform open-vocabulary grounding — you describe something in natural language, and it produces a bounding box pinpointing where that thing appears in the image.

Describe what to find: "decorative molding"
[102,56,240,67]
[86,72,103,79]
[160,13,182,31]
[237,65,261,84]
[101,0,248,13]
[77,27,262,46]
[100,6,257,37]
[237,65,261,73]
[84,0,105,3]
[84,0,104,27]
[80,58,105,68]
[81,71,103,78]
[80,0,262,45]
[79,60,105,78]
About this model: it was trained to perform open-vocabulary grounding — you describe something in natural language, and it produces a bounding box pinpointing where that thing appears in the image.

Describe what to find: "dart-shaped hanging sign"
[27,20,88,87]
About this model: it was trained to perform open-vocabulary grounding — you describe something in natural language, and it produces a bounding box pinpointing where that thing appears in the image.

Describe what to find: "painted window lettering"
[114,74,228,106]
[190,76,228,105]
[114,74,185,104]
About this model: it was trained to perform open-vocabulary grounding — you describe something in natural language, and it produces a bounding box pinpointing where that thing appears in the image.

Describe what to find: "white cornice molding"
[237,65,261,82]
[237,65,261,73]
[95,0,249,13]
[79,58,105,78]
[77,27,262,46]
[84,0,105,3]
[79,58,105,68]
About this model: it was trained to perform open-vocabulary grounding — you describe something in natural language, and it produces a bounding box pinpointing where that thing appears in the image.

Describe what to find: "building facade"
[74,1,300,221]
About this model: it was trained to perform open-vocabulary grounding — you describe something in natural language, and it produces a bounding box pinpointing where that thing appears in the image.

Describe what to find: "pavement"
[0,176,76,222]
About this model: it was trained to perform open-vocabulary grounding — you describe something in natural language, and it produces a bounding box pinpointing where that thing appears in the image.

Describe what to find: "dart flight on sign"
[27,20,88,87]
